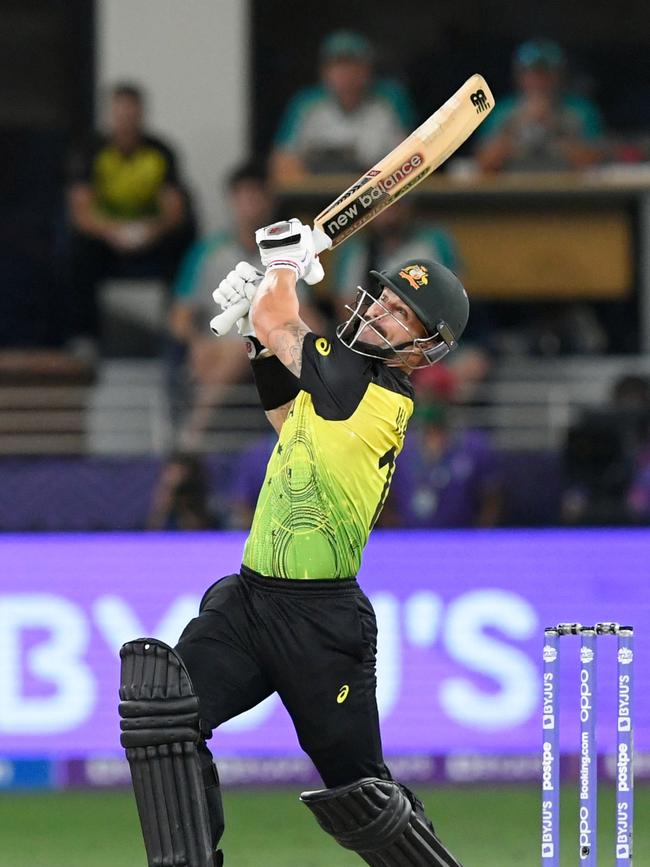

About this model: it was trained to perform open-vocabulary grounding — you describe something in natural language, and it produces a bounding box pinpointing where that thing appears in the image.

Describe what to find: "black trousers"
[175,567,391,790]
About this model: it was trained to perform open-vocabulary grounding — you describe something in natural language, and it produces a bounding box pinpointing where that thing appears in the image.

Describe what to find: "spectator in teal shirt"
[270,30,415,181]
[476,39,604,173]
[166,163,272,444]
[167,162,324,445]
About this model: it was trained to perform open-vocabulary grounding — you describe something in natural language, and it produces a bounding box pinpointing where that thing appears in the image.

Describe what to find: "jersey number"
[370,446,396,530]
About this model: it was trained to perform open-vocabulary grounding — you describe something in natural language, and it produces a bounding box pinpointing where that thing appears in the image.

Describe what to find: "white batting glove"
[210,261,263,342]
[255,218,331,286]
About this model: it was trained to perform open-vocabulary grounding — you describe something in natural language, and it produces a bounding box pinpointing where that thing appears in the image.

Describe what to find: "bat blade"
[313,73,494,251]
[211,75,493,336]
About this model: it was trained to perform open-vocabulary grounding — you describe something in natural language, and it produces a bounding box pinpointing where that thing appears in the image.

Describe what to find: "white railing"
[1,356,648,455]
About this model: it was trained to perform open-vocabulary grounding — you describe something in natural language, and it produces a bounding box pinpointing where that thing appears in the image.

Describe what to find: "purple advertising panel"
[0,530,648,760]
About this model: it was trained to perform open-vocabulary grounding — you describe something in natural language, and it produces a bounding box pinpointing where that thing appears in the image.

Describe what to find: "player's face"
[110,95,143,143]
[322,58,371,110]
[359,287,426,349]
[517,66,561,98]
[230,180,273,228]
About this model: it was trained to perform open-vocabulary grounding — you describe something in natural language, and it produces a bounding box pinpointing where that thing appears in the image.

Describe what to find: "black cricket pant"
[175,567,391,797]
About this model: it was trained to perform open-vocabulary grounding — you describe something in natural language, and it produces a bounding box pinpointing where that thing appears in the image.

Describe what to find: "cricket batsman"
[118,218,470,866]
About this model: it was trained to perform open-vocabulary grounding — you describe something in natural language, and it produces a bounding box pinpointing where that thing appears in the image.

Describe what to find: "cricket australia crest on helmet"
[398,263,429,290]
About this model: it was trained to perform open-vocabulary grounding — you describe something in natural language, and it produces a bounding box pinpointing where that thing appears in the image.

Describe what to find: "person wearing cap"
[476,38,604,173]
[119,217,471,867]
[270,30,415,181]
[387,398,503,529]
[166,162,272,434]
[166,161,324,447]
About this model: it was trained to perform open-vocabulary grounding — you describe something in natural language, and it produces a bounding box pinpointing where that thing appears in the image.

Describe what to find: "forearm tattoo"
[267,324,309,377]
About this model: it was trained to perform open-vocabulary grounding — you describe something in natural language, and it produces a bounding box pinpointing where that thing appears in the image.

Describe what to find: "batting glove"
[211,262,266,355]
[255,218,331,286]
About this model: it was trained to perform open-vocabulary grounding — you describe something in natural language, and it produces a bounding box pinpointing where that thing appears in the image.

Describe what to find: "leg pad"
[119,638,218,867]
[300,777,464,866]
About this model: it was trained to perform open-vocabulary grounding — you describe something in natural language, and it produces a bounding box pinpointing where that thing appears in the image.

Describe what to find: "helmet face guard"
[336,287,456,369]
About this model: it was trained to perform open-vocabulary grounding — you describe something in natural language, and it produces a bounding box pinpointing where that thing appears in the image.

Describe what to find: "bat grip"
[312,225,332,255]
[209,299,250,337]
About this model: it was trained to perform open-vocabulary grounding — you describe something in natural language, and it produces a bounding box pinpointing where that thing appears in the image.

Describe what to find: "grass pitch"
[0,784,646,866]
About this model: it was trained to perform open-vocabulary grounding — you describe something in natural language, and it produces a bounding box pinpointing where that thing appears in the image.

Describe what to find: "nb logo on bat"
[470,89,490,113]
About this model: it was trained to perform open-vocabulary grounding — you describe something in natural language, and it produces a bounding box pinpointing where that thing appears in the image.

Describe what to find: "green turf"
[0,784,646,866]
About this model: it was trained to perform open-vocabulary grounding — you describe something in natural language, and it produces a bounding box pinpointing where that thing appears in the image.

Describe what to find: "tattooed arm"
[251,269,311,377]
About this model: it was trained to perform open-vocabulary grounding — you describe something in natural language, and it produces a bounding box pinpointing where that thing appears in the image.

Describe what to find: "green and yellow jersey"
[70,134,180,219]
[242,334,413,579]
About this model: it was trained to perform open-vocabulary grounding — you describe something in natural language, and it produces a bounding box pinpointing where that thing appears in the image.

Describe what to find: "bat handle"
[312,225,332,255]
[209,299,250,337]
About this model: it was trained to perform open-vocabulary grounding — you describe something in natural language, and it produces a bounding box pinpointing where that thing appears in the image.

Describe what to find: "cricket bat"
[211,73,493,336]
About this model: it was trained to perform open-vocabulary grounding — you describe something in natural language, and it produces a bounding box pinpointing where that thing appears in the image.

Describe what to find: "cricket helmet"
[337,258,470,367]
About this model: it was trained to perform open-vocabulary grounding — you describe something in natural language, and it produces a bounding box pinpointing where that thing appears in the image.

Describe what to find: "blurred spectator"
[270,30,415,181]
[386,400,503,528]
[412,346,492,405]
[168,162,272,417]
[494,302,608,357]
[476,39,604,173]
[330,200,458,319]
[627,448,650,522]
[63,83,194,354]
[562,374,650,525]
[147,452,219,530]
[612,374,650,411]
[617,376,650,522]
[167,162,324,447]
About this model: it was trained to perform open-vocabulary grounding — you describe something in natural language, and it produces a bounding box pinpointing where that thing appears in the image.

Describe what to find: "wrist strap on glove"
[243,335,266,360]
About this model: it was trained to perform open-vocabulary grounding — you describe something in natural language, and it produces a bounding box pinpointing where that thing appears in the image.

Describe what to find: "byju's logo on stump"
[543,644,557,663]
[542,673,555,729]
[470,89,490,113]
[618,646,633,664]
[580,646,594,664]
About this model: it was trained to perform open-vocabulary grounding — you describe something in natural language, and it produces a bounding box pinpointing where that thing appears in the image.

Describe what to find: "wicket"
[541,622,634,865]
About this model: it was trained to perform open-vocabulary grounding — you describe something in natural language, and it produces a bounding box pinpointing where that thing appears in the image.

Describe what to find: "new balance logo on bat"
[471,89,490,113]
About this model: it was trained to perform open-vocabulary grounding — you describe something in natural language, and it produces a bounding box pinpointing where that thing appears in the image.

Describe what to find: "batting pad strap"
[301,778,464,867]
[250,353,300,411]
[119,641,203,748]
